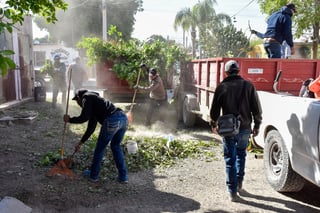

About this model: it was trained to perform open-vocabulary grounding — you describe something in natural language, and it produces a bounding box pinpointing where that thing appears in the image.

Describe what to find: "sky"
[131,0,267,42]
[33,0,268,43]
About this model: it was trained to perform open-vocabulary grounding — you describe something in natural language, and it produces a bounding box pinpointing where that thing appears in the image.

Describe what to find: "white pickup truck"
[177,58,320,192]
[255,75,320,192]
[256,91,320,191]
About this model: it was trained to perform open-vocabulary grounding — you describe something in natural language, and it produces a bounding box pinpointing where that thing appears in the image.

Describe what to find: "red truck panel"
[95,61,148,102]
[191,58,320,96]
[96,61,131,95]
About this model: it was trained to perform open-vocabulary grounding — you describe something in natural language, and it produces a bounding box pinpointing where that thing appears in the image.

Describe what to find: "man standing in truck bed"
[263,3,297,58]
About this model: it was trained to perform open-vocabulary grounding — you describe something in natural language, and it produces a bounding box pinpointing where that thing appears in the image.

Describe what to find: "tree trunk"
[191,29,196,58]
[312,23,319,59]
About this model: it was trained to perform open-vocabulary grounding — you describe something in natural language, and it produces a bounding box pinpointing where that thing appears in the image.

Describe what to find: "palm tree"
[174,0,217,58]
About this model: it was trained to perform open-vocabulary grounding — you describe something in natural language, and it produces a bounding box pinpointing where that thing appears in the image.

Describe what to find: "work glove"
[251,30,257,35]
[252,128,259,137]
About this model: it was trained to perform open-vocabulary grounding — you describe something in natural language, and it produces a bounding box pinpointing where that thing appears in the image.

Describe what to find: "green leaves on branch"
[0,50,16,77]
[77,26,189,86]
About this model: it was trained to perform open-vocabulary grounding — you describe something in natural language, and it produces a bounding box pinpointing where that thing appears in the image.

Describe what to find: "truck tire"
[182,97,196,127]
[264,130,305,192]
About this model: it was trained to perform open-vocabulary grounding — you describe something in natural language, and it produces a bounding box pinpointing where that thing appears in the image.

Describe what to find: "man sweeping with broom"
[63,89,129,183]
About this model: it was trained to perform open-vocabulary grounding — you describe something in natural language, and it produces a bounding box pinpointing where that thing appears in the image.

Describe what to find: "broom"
[46,68,77,179]
[126,68,142,125]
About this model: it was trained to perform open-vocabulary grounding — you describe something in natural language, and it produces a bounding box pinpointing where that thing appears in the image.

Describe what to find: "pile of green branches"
[37,135,219,178]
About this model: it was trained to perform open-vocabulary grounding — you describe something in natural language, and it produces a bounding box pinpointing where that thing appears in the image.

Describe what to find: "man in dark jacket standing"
[50,54,67,108]
[210,60,262,202]
[63,89,128,183]
[263,3,297,58]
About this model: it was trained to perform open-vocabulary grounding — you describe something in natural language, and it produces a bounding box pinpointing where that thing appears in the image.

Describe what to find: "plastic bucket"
[126,140,138,154]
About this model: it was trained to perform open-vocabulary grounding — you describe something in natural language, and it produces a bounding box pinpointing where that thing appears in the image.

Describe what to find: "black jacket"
[69,91,120,142]
[210,75,262,130]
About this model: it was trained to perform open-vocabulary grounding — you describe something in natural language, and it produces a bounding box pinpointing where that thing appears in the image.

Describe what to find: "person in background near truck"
[63,89,129,183]
[134,67,166,126]
[49,54,67,108]
[68,57,88,95]
[210,60,262,202]
[262,3,296,58]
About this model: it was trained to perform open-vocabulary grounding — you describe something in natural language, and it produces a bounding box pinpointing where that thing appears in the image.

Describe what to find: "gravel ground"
[0,97,320,212]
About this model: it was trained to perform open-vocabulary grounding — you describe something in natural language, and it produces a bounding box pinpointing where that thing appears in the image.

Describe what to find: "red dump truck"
[176,57,320,192]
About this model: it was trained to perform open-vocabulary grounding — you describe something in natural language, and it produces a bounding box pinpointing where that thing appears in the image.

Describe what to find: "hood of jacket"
[280,6,293,17]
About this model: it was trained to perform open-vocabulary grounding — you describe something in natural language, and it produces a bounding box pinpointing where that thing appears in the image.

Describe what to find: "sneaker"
[229,192,240,202]
[116,177,128,184]
[83,169,99,182]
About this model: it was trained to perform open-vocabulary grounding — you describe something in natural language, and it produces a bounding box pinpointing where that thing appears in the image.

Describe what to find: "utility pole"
[102,0,107,40]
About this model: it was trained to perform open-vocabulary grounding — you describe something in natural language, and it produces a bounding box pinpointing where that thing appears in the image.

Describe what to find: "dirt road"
[0,99,320,212]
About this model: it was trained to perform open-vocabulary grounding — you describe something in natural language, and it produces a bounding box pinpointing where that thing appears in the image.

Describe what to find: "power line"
[231,0,256,18]
[69,0,90,9]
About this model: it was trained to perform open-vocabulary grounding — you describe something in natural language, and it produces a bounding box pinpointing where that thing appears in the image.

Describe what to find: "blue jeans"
[222,129,251,193]
[264,41,281,58]
[90,111,128,181]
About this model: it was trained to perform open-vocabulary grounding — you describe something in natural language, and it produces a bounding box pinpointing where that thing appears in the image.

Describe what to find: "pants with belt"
[264,41,282,58]
[90,111,128,181]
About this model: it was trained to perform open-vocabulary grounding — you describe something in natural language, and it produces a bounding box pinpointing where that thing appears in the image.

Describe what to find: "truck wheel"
[264,130,305,192]
[182,97,196,127]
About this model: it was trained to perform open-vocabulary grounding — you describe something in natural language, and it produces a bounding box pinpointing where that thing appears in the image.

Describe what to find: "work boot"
[238,182,243,192]
[229,192,240,202]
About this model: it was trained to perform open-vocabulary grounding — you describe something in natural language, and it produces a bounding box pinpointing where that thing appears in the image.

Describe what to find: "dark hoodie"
[264,6,294,47]
[69,90,121,142]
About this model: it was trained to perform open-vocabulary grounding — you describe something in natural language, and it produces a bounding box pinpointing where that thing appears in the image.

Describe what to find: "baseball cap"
[54,54,61,60]
[224,60,239,74]
[149,68,157,75]
[286,3,297,13]
[72,89,88,100]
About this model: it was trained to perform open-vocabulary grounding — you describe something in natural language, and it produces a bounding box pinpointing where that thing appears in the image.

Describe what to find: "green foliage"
[201,24,250,57]
[77,27,189,86]
[174,0,218,58]
[124,136,217,171]
[36,150,61,166]
[0,50,16,76]
[36,134,218,177]
[40,59,54,74]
